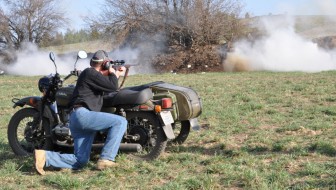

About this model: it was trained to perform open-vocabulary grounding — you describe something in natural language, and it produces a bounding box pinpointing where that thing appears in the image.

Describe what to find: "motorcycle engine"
[53,123,71,141]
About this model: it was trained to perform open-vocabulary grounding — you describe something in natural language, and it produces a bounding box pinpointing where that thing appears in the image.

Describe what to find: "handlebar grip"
[64,74,72,81]
[73,70,81,76]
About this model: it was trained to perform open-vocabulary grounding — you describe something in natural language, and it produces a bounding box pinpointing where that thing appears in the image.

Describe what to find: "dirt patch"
[223,53,251,72]
[313,36,336,50]
[284,126,322,136]
[152,45,224,73]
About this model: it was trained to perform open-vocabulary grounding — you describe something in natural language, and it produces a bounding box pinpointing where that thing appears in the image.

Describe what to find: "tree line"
[42,29,102,47]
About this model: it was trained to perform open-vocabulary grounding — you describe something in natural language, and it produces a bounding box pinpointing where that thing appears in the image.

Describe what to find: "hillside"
[295,15,336,39]
[43,15,336,54]
[42,40,115,54]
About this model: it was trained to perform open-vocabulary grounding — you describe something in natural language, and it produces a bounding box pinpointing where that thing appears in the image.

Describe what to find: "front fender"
[12,96,55,129]
[12,96,41,108]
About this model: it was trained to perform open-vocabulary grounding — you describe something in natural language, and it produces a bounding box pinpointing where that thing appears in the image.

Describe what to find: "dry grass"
[42,40,116,54]
[1,71,336,189]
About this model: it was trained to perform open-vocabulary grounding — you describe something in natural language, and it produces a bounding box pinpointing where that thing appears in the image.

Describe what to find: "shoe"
[97,159,117,170]
[34,150,46,175]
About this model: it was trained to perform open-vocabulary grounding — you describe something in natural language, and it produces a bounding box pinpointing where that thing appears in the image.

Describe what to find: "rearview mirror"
[78,51,87,59]
[49,52,55,62]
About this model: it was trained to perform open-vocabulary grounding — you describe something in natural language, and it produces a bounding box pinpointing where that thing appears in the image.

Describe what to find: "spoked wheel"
[170,120,191,144]
[7,108,53,156]
[125,112,167,160]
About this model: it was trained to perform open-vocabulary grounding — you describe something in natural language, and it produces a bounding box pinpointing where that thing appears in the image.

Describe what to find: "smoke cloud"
[224,0,336,72]
[225,0,336,72]
[0,41,158,76]
[1,43,85,76]
[107,44,156,75]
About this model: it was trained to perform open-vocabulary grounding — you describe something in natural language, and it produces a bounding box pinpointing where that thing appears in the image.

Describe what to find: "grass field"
[0,71,336,189]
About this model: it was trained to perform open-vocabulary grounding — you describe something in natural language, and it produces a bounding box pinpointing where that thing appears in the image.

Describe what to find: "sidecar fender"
[12,96,41,108]
[161,118,200,139]
[189,118,200,131]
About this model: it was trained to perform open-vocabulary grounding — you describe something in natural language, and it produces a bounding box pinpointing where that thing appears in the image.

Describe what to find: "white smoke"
[1,42,157,76]
[225,16,336,72]
[107,45,155,75]
[2,43,85,76]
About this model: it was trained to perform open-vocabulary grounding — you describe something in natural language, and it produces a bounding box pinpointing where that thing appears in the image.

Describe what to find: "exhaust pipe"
[57,142,142,152]
[91,143,142,152]
[119,143,142,152]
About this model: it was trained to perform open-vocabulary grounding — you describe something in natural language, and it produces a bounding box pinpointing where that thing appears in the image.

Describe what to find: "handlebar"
[63,70,81,81]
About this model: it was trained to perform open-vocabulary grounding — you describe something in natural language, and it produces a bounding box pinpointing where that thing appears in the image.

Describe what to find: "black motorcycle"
[7,51,202,160]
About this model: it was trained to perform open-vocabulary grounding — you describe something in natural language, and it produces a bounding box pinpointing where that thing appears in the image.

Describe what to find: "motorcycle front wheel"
[7,108,53,156]
[125,111,167,160]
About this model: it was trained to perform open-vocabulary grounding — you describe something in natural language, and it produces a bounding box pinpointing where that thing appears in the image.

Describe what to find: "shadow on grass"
[166,144,241,158]
[0,141,17,162]
[167,141,336,158]
[167,142,288,157]
[290,179,336,189]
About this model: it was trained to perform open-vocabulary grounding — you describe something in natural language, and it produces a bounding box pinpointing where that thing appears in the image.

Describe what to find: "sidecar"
[102,81,202,144]
[150,82,202,121]
[149,82,202,144]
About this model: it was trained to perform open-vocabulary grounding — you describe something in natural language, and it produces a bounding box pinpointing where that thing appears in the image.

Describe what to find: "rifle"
[108,60,139,90]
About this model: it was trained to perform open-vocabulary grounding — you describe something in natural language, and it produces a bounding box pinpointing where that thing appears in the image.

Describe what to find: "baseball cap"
[91,50,108,62]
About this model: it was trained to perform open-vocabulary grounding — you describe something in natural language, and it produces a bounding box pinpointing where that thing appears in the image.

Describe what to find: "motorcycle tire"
[126,111,167,160]
[171,120,191,144]
[7,108,53,156]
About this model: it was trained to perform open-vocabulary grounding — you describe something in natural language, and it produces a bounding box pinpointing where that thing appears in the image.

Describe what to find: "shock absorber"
[119,108,126,118]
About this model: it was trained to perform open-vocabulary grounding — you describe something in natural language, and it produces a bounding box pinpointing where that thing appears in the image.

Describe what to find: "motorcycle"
[7,51,202,160]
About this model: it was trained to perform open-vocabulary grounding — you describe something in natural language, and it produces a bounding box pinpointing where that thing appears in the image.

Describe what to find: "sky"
[244,0,336,16]
[60,0,105,30]
[63,0,336,30]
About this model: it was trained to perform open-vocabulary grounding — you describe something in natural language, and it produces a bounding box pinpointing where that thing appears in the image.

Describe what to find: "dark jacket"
[69,67,118,112]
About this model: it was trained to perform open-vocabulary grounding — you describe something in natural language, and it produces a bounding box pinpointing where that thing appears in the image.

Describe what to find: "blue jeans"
[45,107,127,169]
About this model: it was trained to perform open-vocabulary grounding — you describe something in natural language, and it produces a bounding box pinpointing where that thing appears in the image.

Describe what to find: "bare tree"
[86,0,246,73]
[86,0,245,48]
[0,0,67,49]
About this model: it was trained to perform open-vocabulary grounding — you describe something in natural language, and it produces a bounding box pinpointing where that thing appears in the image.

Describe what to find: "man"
[34,50,127,175]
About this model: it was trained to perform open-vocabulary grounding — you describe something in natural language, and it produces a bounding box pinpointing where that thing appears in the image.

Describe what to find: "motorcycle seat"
[103,87,153,107]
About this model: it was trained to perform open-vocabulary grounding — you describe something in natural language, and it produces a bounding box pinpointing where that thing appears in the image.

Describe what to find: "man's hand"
[104,66,125,78]
[117,66,126,72]
[114,66,126,78]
